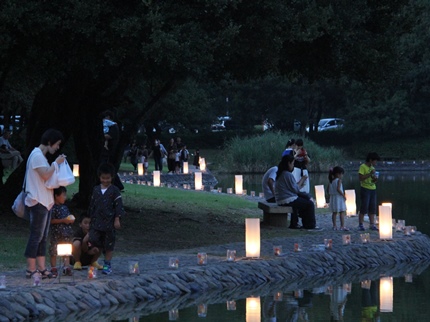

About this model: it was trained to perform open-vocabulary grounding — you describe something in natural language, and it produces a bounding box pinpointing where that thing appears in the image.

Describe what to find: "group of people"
[24,123,125,279]
[263,138,381,231]
[262,139,320,230]
[126,136,200,174]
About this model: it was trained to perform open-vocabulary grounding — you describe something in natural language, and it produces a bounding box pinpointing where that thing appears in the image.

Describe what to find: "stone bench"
[258,201,293,227]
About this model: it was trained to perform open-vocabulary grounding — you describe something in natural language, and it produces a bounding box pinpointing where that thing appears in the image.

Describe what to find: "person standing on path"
[24,129,66,279]
[358,152,381,231]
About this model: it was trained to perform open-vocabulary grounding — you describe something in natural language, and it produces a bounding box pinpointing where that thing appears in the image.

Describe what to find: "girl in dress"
[328,166,348,231]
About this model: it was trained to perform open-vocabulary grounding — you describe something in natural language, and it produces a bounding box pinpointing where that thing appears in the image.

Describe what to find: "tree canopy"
[0,0,428,206]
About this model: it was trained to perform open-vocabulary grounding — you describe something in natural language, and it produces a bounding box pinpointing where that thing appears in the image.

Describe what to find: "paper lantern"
[73,164,79,177]
[199,157,206,171]
[183,161,188,174]
[314,185,325,208]
[345,189,356,216]
[195,172,202,190]
[379,205,392,240]
[380,276,393,312]
[246,297,261,322]
[235,175,243,195]
[153,170,160,187]
[137,163,144,176]
[245,218,260,258]
[57,243,72,256]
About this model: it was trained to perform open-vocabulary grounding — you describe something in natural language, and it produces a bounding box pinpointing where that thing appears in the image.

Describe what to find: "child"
[88,163,125,274]
[72,212,102,270]
[49,186,75,277]
[328,166,348,231]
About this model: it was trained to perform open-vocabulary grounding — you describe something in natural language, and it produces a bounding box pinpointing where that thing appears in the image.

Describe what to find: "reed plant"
[218,132,345,173]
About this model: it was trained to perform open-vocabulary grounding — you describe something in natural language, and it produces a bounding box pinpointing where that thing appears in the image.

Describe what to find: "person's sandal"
[50,267,58,278]
[39,269,53,279]
[25,269,38,279]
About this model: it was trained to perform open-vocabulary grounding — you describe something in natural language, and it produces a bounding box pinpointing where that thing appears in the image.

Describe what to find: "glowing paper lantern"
[235,175,243,195]
[345,189,356,216]
[195,172,202,190]
[73,164,79,177]
[314,185,326,208]
[245,218,260,258]
[183,161,188,174]
[137,163,144,176]
[379,205,392,240]
[153,170,160,187]
[199,158,206,171]
[57,243,72,256]
[246,297,261,322]
[380,276,393,312]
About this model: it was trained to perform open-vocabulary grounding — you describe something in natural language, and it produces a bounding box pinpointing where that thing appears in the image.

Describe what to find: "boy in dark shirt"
[88,163,125,274]
[72,212,102,270]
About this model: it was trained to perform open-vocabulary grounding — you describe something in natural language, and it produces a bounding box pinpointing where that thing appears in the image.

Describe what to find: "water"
[54,171,430,321]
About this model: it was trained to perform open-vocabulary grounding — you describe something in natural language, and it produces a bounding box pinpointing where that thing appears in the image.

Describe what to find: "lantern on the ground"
[73,164,79,177]
[137,163,144,176]
[245,218,260,258]
[153,171,160,187]
[199,158,206,171]
[345,189,356,216]
[195,172,202,190]
[314,185,325,208]
[183,161,188,174]
[235,175,243,195]
[379,205,392,240]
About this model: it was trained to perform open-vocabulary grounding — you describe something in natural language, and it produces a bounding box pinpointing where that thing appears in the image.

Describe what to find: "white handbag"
[57,160,75,186]
[45,162,60,189]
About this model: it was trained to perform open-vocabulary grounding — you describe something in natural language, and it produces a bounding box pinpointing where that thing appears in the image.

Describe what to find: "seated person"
[0,130,23,169]
[72,212,102,270]
[262,166,278,203]
[275,154,321,231]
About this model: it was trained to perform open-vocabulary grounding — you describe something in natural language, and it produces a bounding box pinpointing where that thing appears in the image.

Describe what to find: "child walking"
[88,163,125,275]
[328,166,349,231]
[49,186,75,277]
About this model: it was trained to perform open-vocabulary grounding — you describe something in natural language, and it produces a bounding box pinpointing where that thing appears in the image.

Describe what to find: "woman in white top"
[24,129,65,279]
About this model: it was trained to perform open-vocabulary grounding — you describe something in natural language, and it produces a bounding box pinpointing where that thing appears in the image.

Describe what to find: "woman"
[275,154,321,230]
[25,129,65,279]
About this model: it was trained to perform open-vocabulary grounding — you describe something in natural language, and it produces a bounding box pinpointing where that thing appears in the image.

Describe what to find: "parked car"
[318,118,344,131]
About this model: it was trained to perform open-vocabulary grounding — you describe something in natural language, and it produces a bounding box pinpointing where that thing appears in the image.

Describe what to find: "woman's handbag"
[12,190,28,219]
[57,159,75,186]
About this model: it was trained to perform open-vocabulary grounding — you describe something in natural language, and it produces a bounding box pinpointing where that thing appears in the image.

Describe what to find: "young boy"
[88,163,125,274]
[72,212,102,270]
[49,186,75,277]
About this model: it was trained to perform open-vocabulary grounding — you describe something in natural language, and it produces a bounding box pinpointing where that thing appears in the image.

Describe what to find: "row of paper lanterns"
[72,159,207,177]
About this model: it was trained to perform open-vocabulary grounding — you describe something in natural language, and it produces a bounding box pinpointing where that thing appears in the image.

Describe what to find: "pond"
[41,171,430,321]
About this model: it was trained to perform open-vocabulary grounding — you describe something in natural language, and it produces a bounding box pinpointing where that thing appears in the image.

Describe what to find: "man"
[100,110,124,191]
[0,130,23,169]
[262,166,278,203]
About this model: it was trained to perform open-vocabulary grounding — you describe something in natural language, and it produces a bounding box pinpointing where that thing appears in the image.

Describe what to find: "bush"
[218,132,345,173]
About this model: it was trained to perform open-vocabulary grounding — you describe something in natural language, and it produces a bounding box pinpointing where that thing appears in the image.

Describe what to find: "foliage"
[218,132,345,173]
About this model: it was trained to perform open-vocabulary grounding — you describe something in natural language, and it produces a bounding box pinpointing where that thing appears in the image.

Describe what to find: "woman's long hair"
[276,153,295,179]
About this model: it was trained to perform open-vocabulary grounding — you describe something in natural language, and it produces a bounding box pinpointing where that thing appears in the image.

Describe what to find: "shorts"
[89,229,116,252]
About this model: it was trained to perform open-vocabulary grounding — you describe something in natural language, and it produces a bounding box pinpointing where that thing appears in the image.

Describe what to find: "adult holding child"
[275,154,321,231]
[24,129,66,279]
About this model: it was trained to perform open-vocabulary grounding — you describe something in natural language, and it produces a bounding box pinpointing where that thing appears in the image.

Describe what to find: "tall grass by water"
[218,132,345,173]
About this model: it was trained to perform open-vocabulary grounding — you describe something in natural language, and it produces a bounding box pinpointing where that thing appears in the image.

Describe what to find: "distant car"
[316,118,345,132]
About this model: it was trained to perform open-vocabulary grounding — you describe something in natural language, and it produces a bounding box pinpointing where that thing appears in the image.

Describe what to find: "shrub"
[218,132,345,173]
